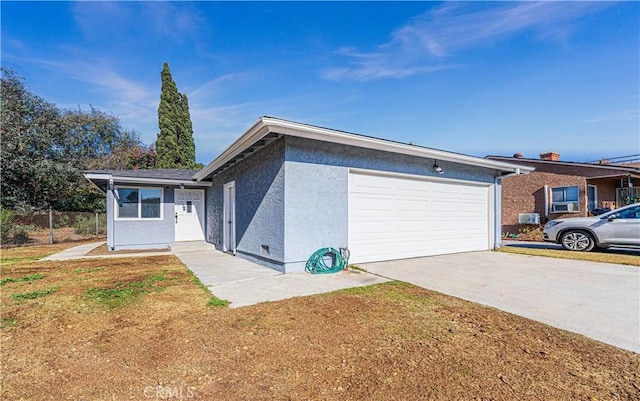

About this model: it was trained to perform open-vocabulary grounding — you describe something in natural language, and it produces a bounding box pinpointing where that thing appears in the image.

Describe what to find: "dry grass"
[0,240,97,267]
[499,246,640,266]
[1,245,639,400]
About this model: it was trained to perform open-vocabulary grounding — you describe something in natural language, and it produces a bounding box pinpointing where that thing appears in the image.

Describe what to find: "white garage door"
[348,171,490,264]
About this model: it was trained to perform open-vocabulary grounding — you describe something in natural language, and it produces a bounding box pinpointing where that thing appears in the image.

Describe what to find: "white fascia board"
[264,118,534,174]
[193,117,534,181]
[113,176,212,186]
[83,173,112,181]
[84,173,211,187]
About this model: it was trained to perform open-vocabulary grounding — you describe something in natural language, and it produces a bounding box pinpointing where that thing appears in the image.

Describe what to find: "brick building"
[487,152,640,234]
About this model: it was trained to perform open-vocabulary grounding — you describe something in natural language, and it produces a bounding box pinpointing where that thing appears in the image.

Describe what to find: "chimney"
[513,152,524,159]
[540,152,560,161]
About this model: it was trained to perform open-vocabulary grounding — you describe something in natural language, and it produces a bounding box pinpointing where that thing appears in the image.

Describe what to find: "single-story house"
[83,168,212,248]
[85,116,533,273]
[486,152,640,234]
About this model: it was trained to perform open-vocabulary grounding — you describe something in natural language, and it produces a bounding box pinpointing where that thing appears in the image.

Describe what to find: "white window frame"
[550,185,580,213]
[115,186,164,220]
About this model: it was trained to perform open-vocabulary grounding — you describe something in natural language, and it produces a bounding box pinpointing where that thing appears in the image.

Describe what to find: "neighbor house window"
[550,186,579,213]
[116,187,162,219]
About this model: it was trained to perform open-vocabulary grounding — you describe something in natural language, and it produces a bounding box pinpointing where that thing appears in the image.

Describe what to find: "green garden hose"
[305,247,350,274]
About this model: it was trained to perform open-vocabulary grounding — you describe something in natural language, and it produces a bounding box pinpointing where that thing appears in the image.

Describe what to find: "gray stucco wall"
[280,136,499,272]
[284,136,497,183]
[207,135,501,273]
[283,160,348,272]
[109,184,175,250]
[206,137,286,271]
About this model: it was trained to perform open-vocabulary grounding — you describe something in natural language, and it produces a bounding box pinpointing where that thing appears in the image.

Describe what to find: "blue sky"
[2,1,639,164]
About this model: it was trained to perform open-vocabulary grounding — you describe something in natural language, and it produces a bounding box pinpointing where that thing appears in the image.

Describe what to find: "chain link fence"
[1,210,106,246]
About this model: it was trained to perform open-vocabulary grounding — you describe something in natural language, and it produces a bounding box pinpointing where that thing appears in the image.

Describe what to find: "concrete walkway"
[40,241,389,308]
[170,244,389,308]
[40,242,172,261]
[362,251,640,353]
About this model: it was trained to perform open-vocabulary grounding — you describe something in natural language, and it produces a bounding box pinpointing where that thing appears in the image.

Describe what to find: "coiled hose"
[305,247,350,274]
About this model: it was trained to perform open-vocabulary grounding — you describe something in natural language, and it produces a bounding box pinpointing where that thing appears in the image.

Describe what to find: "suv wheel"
[560,230,595,252]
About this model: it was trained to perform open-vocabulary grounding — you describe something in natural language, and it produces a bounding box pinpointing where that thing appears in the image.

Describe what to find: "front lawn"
[1,245,638,400]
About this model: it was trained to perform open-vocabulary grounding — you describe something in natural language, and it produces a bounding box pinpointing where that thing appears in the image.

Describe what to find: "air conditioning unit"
[551,203,578,213]
[518,213,541,224]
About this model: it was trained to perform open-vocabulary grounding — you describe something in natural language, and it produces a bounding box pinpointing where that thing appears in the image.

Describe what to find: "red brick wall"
[501,172,587,234]
[489,157,635,234]
[586,178,617,210]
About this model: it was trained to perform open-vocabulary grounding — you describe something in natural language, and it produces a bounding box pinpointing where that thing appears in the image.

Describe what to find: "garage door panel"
[349,171,490,264]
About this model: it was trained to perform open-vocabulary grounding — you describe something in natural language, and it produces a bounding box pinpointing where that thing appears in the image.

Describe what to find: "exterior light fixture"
[433,161,444,174]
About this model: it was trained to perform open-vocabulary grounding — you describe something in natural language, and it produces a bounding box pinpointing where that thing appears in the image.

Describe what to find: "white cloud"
[72,2,134,41]
[140,2,205,42]
[190,101,277,163]
[188,71,255,103]
[5,53,159,140]
[72,2,204,44]
[324,1,611,81]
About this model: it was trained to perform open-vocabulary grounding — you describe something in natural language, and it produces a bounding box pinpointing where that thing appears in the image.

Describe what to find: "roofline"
[83,173,212,187]
[194,117,534,181]
[587,173,640,180]
[486,155,640,173]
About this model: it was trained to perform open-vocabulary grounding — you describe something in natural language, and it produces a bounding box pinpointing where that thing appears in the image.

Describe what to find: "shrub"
[0,207,14,244]
[12,229,30,244]
[74,215,106,236]
[518,225,544,241]
[53,214,70,229]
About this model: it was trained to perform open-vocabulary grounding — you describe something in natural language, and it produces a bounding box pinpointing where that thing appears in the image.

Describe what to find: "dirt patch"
[1,246,639,401]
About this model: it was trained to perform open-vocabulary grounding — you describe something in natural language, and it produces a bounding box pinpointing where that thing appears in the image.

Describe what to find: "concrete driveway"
[362,251,640,353]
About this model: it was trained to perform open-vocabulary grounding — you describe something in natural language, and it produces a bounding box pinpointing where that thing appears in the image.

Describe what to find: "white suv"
[543,203,640,251]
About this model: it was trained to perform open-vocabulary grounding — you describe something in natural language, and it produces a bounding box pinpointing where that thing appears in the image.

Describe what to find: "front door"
[587,185,597,213]
[174,189,205,242]
[223,181,236,253]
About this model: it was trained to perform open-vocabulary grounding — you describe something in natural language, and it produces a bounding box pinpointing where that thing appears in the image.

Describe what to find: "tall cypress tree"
[155,62,196,169]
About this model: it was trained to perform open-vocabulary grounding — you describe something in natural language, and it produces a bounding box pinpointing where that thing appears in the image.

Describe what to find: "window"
[616,206,640,219]
[116,187,162,219]
[550,186,579,213]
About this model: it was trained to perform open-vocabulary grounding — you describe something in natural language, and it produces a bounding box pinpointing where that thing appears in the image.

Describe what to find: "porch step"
[169,241,216,253]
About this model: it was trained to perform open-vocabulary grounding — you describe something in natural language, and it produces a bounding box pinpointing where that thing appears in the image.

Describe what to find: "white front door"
[174,189,205,242]
[223,181,236,253]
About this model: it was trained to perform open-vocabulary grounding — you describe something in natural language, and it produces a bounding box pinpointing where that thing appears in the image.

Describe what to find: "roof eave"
[486,156,640,173]
[262,117,534,174]
[83,173,212,187]
[587,173,640,180]
[194,117,534,181]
